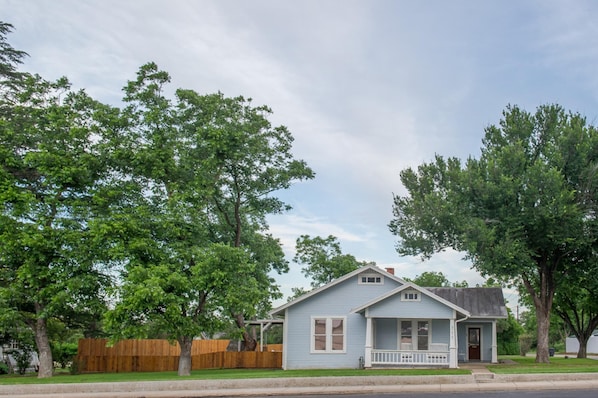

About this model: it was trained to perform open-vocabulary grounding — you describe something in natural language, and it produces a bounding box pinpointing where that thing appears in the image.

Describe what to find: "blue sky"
[5,0,598,308]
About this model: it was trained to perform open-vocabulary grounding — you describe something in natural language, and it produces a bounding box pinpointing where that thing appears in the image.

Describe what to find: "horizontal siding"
[431,319,450,346]
[285,274,401,369]
[367,293,454,319]
[374,319,398,350]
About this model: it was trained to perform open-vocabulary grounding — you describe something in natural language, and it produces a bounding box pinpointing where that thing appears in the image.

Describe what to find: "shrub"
[519,334,534,356]
[51,342,78,369]
[69,357,83,375]
[498,341,519,355]
[9,347,32,375]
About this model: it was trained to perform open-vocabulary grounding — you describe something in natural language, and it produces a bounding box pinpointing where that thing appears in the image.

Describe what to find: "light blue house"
[270,264,507,369]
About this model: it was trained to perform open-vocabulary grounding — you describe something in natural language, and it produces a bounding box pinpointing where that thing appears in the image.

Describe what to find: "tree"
[552,264,598,358]
[103,63,229,376]
[105,243,261,375]
[403,271,468,287]
[294,235,369,288]
[390,104,598,363]
[496,307,523,355]
[0,22,27,89]
[180,89,314,350]
[287,287,310,301]
[105,63,311,375]
[0,72,114,377]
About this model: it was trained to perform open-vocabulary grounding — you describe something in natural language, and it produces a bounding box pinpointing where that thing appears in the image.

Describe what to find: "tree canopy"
[390,104,598,363]
[403,271,468,287]
[0,22,27,88]
[102,63,313,375]
[0,23,313,377]
[293,235,370,289]
[0,71,114,377]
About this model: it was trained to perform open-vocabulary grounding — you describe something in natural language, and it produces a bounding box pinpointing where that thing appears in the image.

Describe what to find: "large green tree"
[105,63,311,375]
[0,69,113,378]
[180,89,314,350]
[103,63,230,376]
[390,104,598,363]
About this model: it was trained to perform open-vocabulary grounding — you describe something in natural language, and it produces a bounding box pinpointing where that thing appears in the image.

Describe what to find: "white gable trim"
[350,282,470,317]
[269,264,407,317]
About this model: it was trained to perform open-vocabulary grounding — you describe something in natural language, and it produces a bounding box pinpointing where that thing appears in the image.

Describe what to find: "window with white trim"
[401,289,420,301]
[359,274,383,284]
[399,319,430,351]
[311,317,346,353]
[417,320,429,350]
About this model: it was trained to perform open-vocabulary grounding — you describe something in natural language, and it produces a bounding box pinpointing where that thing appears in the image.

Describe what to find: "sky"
[5,0,598,309]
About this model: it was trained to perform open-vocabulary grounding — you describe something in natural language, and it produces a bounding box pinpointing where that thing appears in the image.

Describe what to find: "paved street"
[280,391,598,398]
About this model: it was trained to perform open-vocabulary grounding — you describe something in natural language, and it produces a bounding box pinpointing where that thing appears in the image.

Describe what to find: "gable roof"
[351,282,471,316]
[269,264,407,317]
[426,287,507,318]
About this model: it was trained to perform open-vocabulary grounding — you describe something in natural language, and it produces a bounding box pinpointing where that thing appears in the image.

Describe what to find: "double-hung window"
[400,319,430,350]
[311,316,346,353]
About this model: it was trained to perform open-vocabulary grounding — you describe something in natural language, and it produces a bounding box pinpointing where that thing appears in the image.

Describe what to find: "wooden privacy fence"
[76,339,282,372]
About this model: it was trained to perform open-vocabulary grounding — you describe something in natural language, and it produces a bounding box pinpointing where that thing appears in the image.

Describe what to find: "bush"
[51,342,78,369]
[498,341,520,355]
[69,357,83,375]
[9,347,32,375]
[496,307,523,355]
[0,362,9,375]
[519,334,534,356]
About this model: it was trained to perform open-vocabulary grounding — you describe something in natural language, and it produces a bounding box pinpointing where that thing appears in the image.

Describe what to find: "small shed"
[566,331,598,354]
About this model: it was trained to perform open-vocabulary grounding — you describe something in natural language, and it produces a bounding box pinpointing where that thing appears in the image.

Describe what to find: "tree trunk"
[235,313,257,351]
[34,313,53,378]
[577,335,589,358]
[535,307,551,363]
[522,263,555,364]
[532,271,553,364]
[177,336,193,376]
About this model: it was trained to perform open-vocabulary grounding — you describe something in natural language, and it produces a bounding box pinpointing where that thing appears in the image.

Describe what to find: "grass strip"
[0,367,470,385]
[489,356,598,374]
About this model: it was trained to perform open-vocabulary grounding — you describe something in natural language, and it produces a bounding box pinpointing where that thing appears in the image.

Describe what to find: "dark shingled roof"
[426,287,508,318]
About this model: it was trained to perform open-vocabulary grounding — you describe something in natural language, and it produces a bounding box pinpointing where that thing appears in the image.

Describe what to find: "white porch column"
[449,311,458,368]
[491,320,498,363]
[364,311,372,368]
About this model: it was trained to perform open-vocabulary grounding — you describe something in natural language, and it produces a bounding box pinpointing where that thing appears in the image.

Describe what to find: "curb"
[3,373,598,398]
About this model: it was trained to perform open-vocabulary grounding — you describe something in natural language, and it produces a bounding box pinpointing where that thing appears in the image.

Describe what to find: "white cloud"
[5,0,594,315]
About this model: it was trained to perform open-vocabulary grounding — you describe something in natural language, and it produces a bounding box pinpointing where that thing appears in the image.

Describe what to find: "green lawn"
[489,355,598,374]
[0,367,470,385]
[5,355,596,384]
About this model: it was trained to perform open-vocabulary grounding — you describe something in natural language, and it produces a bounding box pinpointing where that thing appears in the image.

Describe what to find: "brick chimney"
[385,267,395,275]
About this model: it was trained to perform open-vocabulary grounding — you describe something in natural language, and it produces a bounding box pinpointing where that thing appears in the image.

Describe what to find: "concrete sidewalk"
[2,371,598,398]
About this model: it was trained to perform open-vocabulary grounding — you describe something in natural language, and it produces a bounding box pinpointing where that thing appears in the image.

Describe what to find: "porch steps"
[462,363,496,383]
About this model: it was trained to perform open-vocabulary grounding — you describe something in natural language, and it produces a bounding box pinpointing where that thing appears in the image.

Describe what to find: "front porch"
[363,317,499,368]
[363,316,460,368]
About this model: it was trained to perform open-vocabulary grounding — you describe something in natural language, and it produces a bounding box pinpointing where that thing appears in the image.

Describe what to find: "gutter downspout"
[454,313,470,368]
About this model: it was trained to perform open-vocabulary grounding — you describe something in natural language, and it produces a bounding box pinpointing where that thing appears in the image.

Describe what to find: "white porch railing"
[371,350,449,366]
